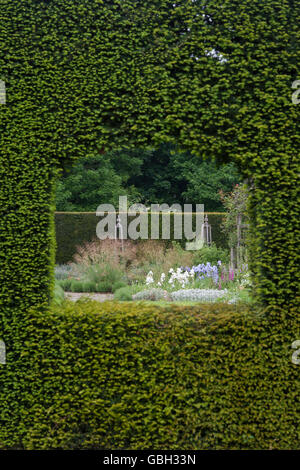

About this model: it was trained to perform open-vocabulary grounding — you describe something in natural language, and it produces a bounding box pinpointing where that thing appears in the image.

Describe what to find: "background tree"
[55,152,142,211]
[56,143,241,211]
[220,182,250,268]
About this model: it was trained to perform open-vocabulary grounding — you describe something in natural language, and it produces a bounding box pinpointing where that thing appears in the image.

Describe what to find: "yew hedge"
[55,212,227,264]
[1,301,299,449]
[0,0,299,449]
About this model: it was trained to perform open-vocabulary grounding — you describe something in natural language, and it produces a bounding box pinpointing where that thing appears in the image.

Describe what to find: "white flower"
[146,271,154,285]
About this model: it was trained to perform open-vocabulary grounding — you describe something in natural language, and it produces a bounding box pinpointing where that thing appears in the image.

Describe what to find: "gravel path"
[65,292,114,302]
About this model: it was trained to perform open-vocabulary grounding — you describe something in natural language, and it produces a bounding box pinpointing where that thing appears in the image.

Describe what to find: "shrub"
[54,264,73,280]
[2,302,298,449]
[70,239,129,290]
[60,278,122,294]
[58,279,72,291]
[192,243,229,266]
[95,280,114,293]
[85,264,124,287]
[132,288,171,301]
[170,288,228,302]
[114,286,133,301]
[52,283,65,306]
[135,240,166,266]
[70,280,85,292]
[112,281,128,293]
[220,183,249,249]
[80,281,96,293]
[73,238,136,271]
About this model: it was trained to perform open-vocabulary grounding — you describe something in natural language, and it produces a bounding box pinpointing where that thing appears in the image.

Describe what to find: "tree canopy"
[56,144,241,212]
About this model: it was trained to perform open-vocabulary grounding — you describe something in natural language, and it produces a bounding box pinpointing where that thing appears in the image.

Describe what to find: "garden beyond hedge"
[55,212,227,264]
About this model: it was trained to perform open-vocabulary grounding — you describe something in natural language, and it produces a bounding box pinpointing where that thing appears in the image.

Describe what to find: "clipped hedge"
[1,0,298,315]
[0,0,299,451]
[1,301,299,450]
[55,212,227,264]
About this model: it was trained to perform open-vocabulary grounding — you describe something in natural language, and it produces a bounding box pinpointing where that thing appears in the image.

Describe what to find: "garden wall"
[55,212,227,264]
[1,301,298,449]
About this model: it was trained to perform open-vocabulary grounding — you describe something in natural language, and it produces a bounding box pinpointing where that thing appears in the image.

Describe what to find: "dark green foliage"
[0,0,298,315]
[0,302,298,449]
[58,279,72,291]
[55,151,142,211]
[70,280,85,293]
[55,212,100,264]
[55,212,227,264]
[0,0,299,449]
[192,243,230,266]
[54,143,239,212]
[0,0,299,311]
[85,264,124,288]
[95,280,115,293]
[130,144,240,211]
[220,183,249,249]
[112,281,128,293]
[74,281,95,293]
[59,278,115,293]
[53,283,65,306]
[114,286,134,301]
